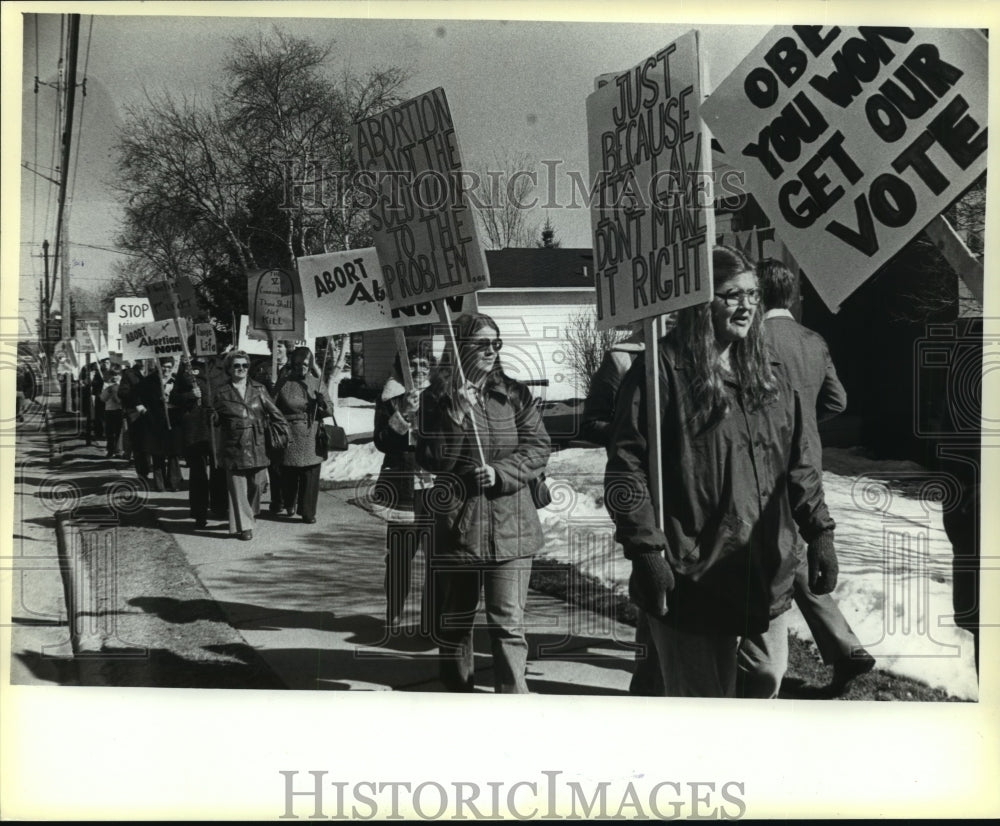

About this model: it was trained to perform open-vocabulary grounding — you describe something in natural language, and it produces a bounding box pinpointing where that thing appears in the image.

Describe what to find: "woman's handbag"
[529,472,552,509]
[265,415,289,453]
[317,416,349,453]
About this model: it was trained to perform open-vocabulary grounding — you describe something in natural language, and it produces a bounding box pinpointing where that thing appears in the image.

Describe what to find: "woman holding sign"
[373,344,436,631]
[213,349,287,541]
[604,245,838,698]
[416,312,551,693]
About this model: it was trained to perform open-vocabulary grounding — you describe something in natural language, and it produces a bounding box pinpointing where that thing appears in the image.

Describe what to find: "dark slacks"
[385,520,431,630]
[267,464,285,513]
[279,464,321,521]
[186,451,228,521]
[104,410,124,457]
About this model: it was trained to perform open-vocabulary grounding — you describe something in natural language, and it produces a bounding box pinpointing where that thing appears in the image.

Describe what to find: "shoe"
[195,517,208,528]
[238,530,253,541]
[830,649,876,695]
[302,516,316,524]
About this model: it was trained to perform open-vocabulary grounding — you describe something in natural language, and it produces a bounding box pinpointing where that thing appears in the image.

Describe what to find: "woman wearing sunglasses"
[605,245,837,698]
[416,312,551,693]
[213,349,287,540]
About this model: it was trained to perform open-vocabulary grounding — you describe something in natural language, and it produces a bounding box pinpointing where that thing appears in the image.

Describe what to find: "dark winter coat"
[213,380,285,471]
[169,368,214,455]
[417,374,551,563]
[373,377,422,513]
[136,371,183,458]
[581,341,644,448]
[605,341,835,636]
[273,376,329,468]
[764,312,847,423]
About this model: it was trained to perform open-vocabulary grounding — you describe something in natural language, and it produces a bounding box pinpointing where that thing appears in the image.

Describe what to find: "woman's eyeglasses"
[232,362,249,369]
[714,288,761,307]
[464,338,503,353]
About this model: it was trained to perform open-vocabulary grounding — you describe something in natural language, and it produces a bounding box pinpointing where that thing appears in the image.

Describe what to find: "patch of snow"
[328,440,979,699]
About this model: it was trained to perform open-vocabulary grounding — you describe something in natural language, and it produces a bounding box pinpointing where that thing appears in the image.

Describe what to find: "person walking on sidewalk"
[758,258,876,694]
[583,322,663,697]
[120,359,152,480]
[256,340,291,517]
[605,246,838,698]
[213,350,287,541]
[99,365,125,458]
[273,347,330,524]
[171,355,228,528]
[137,356,184,492]
[374,344,436,632]
[417,312,551,693]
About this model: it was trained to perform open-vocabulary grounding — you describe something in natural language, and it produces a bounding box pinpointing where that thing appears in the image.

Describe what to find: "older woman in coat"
[417,312,551,693]
[213,349,286,540]
[273,346,329,524]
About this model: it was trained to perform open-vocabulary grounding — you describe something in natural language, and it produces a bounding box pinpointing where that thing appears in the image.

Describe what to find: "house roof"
[485,248,594,290]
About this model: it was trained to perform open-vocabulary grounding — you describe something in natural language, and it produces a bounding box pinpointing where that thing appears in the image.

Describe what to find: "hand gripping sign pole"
[435,299,486,468]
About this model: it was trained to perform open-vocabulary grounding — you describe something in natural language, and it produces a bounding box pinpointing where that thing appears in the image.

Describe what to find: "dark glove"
[628,551,675,618]
[807,531,839,595]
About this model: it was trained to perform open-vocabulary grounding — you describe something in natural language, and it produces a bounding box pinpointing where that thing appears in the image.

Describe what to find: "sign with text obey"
[701,27,988,311]
[586,31,715,330]
[119,318,189,361]
[247,268,306,340]
[298,248,397,337]
[354,87,489,309]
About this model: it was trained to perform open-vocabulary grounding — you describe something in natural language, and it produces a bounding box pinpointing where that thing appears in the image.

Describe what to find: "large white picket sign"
[354,87,489,309]
[701,26,988,310]
[108,297,154,352]
[119,318,189,361]
[586,31,715,330]
[297,248,399,337]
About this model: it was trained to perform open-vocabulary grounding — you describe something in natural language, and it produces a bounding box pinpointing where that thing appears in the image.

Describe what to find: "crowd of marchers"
[64,247,982,697]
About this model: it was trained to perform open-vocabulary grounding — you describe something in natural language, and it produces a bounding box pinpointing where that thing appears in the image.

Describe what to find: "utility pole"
[55,13,80,343]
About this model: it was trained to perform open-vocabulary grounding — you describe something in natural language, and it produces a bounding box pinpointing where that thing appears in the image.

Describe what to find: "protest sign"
[194,323,217,357]
[298,248,398,337]
[700,27,988,311]
[237,315,310,355]
[119,318,189,361]
[146,277,202,322]
[75,327,95,355]
[586,31,715,330]
[247,268,306,341]
[354,87,489,309]
[108,297,154,352]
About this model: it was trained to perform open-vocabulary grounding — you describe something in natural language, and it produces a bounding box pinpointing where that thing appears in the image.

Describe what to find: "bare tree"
[563,308,631,397]
[112,28,408,322]
[472,149,539,249]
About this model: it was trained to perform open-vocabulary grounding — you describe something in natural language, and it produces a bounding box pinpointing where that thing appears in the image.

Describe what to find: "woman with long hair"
[213,349,286,540]
[416,313,551,692]
[373,343,436,631]
[605,245,838,698]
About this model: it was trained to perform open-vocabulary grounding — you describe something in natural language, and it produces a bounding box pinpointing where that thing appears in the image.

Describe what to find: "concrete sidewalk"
[163,486,636,694]
[13,396,638,694]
